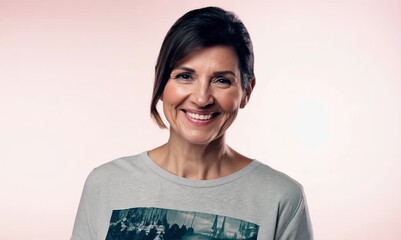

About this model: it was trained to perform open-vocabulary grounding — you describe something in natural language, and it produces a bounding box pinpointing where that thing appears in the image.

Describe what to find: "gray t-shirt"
[71,151,313,240]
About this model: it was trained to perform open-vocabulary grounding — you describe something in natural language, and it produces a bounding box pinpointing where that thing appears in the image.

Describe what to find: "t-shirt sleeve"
[71,170,98,240]
[276,186,314,240]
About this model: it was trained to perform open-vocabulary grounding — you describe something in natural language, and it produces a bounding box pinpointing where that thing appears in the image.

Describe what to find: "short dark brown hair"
[150,6,255,128]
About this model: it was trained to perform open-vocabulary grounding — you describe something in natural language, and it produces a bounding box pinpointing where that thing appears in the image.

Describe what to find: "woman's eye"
[175,73,192,80]
[214,78,232,85]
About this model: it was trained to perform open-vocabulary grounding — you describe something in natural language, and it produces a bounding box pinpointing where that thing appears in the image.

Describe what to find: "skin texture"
[149,45,256,180]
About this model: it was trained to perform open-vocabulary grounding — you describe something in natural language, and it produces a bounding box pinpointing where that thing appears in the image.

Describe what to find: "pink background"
[1,0,400,239]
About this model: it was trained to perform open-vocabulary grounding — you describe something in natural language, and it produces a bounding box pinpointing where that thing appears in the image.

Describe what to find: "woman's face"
[162,45,251,145]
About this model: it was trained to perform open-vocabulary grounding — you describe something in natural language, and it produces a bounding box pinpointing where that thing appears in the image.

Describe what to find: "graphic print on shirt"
[105,207,259,240]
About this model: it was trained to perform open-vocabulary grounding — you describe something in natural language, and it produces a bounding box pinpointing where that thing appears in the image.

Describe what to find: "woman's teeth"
[186,112,213,120]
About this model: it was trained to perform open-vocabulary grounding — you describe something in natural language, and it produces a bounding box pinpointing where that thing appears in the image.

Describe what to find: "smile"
[182,110,219,124]
[186,112,213,120]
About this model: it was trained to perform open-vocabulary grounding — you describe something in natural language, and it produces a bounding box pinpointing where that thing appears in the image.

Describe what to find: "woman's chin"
[181,132,222,146]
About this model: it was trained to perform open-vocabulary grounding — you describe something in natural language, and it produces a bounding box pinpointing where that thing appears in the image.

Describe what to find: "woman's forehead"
[173,45,239,71]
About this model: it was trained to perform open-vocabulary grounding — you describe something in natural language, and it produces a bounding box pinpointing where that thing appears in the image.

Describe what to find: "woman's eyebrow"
[213,71,237,77]
[173,67,237,78]
[174,66,195,72]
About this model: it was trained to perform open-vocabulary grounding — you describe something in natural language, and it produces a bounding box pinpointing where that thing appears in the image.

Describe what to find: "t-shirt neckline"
[140,151,261,188]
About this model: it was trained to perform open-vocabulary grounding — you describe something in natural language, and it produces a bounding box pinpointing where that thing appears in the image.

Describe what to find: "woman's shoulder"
[249,160,305,201]
[87,151,150,182]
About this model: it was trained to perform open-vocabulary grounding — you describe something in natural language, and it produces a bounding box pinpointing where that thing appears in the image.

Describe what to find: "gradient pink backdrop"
[1,0,400,239]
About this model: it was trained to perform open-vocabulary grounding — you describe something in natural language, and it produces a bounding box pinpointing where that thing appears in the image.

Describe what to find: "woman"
[72,6,313,240]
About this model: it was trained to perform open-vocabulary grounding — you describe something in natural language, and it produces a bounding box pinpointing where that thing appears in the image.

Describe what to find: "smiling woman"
[71,6,313,240]
[162,46,246,146]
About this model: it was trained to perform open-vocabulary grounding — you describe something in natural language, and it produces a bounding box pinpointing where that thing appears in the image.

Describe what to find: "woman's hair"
[150,6,255,128]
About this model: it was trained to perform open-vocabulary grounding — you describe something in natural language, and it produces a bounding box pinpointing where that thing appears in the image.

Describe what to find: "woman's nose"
[192,83,214,107]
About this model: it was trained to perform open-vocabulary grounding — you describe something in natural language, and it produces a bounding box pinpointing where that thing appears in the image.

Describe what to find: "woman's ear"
[240,78,256,108]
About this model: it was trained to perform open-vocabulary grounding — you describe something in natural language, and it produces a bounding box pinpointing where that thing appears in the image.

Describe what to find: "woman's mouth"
[186,112,213,120]
[182,110,219,124]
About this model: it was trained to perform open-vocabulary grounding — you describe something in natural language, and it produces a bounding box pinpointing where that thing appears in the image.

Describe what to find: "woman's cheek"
[163,82,189,105]
[217,91,242,112]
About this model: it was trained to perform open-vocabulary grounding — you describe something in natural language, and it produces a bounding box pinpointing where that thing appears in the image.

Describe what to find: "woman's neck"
[148,133,250,180]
